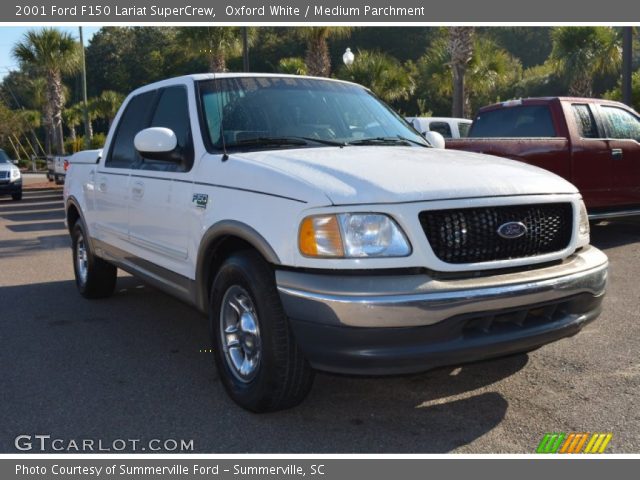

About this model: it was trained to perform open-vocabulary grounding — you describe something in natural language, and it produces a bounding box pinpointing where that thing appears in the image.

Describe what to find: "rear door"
[598,104,640,206]
[94,90,156,253]
[565,102,614,209]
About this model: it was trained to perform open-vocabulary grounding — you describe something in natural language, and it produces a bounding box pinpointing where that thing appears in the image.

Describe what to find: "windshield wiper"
[296,136,346,147]
[347,135,429,147]
[226,136,309,148]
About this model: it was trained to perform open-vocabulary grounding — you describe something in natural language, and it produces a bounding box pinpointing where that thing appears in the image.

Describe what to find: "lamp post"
[622,27,633,107]
[79,27,91,149]
[342,47,355,67]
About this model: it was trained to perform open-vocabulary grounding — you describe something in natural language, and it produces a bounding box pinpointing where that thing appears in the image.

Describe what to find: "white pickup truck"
[64,74,608,412]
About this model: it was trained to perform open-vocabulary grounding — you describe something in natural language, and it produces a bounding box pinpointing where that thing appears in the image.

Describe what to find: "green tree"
[277,57,307,75]
[12,28,80,154]
[92,90,125,127]
[548,27,621,97]
[415,32,521,117]
[297,27,352,77]
[605,70,640,111]
[62,104,83,143]
[176,27,250,72]
[336,50,415,104]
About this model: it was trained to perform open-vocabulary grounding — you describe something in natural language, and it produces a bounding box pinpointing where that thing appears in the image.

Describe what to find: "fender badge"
[192,193,209,209]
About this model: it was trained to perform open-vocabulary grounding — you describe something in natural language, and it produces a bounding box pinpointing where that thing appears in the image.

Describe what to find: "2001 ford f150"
[64,74,608,412]
[446,97,640,219]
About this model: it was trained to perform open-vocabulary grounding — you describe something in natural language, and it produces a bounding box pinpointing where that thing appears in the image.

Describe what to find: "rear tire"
[72,222,117,299]
[210,250,314,412]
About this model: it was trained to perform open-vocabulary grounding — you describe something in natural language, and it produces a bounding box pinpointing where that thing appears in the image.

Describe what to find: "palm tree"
[18,109,45,157]
[63,104,83,143]
[417,33,522,117]
[12,28,80,155]
[448,27,475,117]
[336,50,415,104]
[548,27,621,97]
[176,27,250,72]
[297,27,352,77]
[277,57,308,75]
[92,90,125,127]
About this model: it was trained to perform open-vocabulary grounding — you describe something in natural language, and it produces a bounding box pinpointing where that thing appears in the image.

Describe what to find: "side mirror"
[12,160,19,165]
[425,131,446,149]
[134,127,179,162]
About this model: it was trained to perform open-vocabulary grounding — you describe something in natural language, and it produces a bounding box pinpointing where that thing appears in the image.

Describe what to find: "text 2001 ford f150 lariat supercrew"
[64,74,608,412]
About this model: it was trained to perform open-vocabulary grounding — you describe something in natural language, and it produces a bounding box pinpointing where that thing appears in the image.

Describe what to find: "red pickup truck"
[446,97,640,219]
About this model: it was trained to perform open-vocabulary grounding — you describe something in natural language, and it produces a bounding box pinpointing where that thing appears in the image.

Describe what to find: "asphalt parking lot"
[1,181,639,453]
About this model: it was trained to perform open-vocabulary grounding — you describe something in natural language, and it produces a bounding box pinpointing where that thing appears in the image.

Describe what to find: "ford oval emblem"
[497,221,527,239]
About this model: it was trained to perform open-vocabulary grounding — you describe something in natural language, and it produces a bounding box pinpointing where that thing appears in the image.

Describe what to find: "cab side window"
[105,91,157,168]
[429,121,452,138]
[601,106,640,142]
[572,104,599,139]
[137,86,194,172]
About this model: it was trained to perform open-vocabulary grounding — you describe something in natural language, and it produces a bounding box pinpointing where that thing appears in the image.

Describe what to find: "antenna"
[214,72,229,162]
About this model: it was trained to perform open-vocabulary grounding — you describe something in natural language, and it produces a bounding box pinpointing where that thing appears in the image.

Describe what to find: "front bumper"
[277,246,608,375]
[0,179,22,195]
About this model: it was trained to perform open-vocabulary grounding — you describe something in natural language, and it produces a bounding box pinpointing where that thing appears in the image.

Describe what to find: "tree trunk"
[448,27,474,118]
[569,76,592,97]
[48,69,66,155]
[452,65,465,118]
[210,51,226,73]
[305,36,331,77]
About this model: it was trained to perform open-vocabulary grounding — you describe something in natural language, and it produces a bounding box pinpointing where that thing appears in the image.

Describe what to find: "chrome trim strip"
[127,232,189,261]
[277,253,608,328]
[589,209,640,220]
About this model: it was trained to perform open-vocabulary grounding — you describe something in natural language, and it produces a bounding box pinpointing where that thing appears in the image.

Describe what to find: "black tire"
[210,250,314,412]
[71,222,117,299]
[11,190,22,201]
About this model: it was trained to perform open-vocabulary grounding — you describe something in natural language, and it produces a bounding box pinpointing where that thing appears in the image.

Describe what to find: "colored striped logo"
[537,433,612,453]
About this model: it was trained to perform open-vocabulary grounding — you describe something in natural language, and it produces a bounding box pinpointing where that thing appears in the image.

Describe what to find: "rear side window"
[470,105,556,138]
[138,86,194,171]
[429,121,452,138]
[105,91,156,168]
[458,122,471,138]
[601,106,640,141]
[572,104,599,138]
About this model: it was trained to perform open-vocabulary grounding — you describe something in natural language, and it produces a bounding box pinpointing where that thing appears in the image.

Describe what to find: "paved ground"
[1,186,638,453]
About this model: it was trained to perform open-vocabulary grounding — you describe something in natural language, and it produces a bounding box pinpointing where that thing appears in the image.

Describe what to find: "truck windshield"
[0,150,10,163]
[198,76,427,151]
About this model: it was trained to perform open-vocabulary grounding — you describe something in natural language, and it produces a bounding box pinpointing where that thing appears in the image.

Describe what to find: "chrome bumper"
[277,246,608,328]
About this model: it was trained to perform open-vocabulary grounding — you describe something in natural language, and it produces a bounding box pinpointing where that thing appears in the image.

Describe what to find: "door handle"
[131,181,145,199]
[611,148,623,160]
[98,177,107,192]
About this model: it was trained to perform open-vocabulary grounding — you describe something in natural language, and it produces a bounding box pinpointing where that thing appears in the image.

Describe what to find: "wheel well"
[66,204,80,233]
[203,235,267,306]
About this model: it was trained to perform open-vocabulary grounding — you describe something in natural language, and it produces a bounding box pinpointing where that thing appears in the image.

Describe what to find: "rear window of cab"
[470,105,556,138]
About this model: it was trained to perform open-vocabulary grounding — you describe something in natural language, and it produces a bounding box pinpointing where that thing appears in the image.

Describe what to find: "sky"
[0,26,100,79]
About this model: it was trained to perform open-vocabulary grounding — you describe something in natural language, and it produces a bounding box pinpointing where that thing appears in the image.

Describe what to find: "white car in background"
[407,116,472,139]
[0,148,22,201]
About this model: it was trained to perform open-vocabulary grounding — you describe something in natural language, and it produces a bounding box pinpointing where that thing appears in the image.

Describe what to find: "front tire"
[72,222,117,299]
[210,251,314,412]
[11,190,22,201]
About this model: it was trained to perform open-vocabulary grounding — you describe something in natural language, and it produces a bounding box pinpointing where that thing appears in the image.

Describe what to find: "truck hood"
[0,162,16,172]
[235,146,578,205]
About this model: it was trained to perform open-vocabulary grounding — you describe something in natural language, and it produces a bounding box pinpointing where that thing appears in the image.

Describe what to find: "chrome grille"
[419,203,573,264]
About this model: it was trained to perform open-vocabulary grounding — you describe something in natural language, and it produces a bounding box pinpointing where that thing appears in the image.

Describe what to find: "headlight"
[577,200,590,246]
[299,213,411,258]
[10,168,21,180]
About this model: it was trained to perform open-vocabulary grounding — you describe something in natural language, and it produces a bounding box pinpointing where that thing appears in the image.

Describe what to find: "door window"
[601,106,640,141]
[429,121,452,138]
[105,91,156,168]
[572,104,600,139]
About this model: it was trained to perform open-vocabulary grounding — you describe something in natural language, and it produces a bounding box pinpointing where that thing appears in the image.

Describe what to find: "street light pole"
[622,27,633,107]
[79,26,91,149]
[242,27,249,72]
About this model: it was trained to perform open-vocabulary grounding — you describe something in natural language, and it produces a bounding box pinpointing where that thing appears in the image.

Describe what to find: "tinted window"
[106,91,156,168]
[458,122,471,138]
[601,106,640,141]
[0,149,10,163]
[429,121,452,138]
[138,86,194,171]
[470,105,556,138]
[572,104,599,138]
